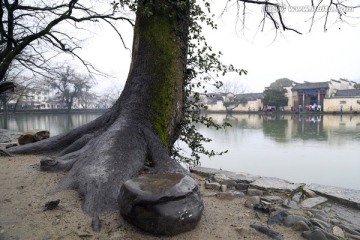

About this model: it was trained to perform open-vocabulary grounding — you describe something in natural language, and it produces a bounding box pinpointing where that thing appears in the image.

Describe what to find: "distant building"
[291,79,355,111]
[324,89,360,112]
[204,92,263,112]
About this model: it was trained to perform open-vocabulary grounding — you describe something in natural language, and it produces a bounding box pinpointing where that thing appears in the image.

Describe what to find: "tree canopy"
[263,88,288,108]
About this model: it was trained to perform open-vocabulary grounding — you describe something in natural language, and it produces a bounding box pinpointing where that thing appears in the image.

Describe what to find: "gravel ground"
[0,154,303,240]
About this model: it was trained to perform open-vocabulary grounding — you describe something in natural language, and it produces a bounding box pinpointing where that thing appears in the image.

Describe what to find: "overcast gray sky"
[79,2,360,94]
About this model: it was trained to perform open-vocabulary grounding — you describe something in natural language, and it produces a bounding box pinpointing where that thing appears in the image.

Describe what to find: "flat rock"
[229,190,245,198]
[190,167,260,183]
[213,174,230,183]
[250,177,301,192]
[300,196,328,208]
[305,183,360,210]
[119,173,204,235]
[261,196,283,204]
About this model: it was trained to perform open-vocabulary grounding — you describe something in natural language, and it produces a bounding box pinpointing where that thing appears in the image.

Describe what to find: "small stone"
[330,219,341,225]
[250,224,284,240]
[245,196,260,209]
[347,234,360,240]
[292,221,310,231]
[338,224,360,236]
[221,184,227,192]
[215,192,235,200]
[247,189,263,196]
[303,189,317,198]
[284,214,309,227]
[229,190,245,198]
[313,213,328,222]
[303,211,314,218]
[310,218,330,230]
[77,231,93,237]
[292,192,303,203]
[314,227,340,240]
[268,210,290,225]
[282,199,299,209]
[300,196,328,208]
[302,229,327,240]
[261,196,283,204]
[205,181,221,190]
[333,226,344,238]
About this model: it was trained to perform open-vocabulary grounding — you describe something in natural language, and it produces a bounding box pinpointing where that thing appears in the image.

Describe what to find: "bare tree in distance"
[0,0,134,94]
[46,66,94,112]
[5,0,359,235]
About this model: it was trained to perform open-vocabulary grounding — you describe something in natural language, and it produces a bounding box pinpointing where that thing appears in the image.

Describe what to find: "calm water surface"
[195,114,360,190]
[1,113,359,190]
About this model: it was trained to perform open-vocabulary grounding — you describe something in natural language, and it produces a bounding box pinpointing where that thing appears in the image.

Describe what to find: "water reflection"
[0,113,102,136]
[197,113,360,190]
[1,112,359,190]
[204,113,360,144]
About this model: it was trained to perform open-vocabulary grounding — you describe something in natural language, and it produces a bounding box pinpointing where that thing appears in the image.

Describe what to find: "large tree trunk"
[8,0,190,216]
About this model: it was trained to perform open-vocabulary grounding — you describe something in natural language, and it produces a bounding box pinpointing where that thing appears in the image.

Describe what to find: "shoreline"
[190,166,360,210]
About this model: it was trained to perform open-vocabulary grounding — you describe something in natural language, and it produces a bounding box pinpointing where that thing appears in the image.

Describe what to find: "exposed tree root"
[7,109,188,215]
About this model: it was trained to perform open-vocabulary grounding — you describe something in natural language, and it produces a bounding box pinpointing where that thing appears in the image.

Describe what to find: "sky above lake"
[79,2,360,94]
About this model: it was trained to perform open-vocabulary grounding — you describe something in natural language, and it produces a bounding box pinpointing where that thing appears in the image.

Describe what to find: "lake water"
[1,112,359,190]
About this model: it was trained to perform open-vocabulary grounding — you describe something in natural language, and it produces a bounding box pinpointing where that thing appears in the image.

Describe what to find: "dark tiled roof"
[292,82,329,90]
[234,93,263,102]
[334,89,360,97]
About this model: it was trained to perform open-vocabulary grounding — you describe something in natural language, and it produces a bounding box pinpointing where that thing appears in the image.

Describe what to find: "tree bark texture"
[8,0,191,216]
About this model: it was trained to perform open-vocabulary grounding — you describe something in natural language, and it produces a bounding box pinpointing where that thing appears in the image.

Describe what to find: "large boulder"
[18,130,50,145]
[119,173,204,236]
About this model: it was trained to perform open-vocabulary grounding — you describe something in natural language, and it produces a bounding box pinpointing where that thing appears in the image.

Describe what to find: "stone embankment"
[191,166,360,240]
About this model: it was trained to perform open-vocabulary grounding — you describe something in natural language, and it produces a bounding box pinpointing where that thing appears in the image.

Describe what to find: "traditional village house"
[323,89,360,112]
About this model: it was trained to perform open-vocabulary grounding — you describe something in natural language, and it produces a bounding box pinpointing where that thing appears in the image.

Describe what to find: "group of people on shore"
[298,103,322,112]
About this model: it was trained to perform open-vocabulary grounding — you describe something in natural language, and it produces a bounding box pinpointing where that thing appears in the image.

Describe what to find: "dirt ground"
[0,154,303,240]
